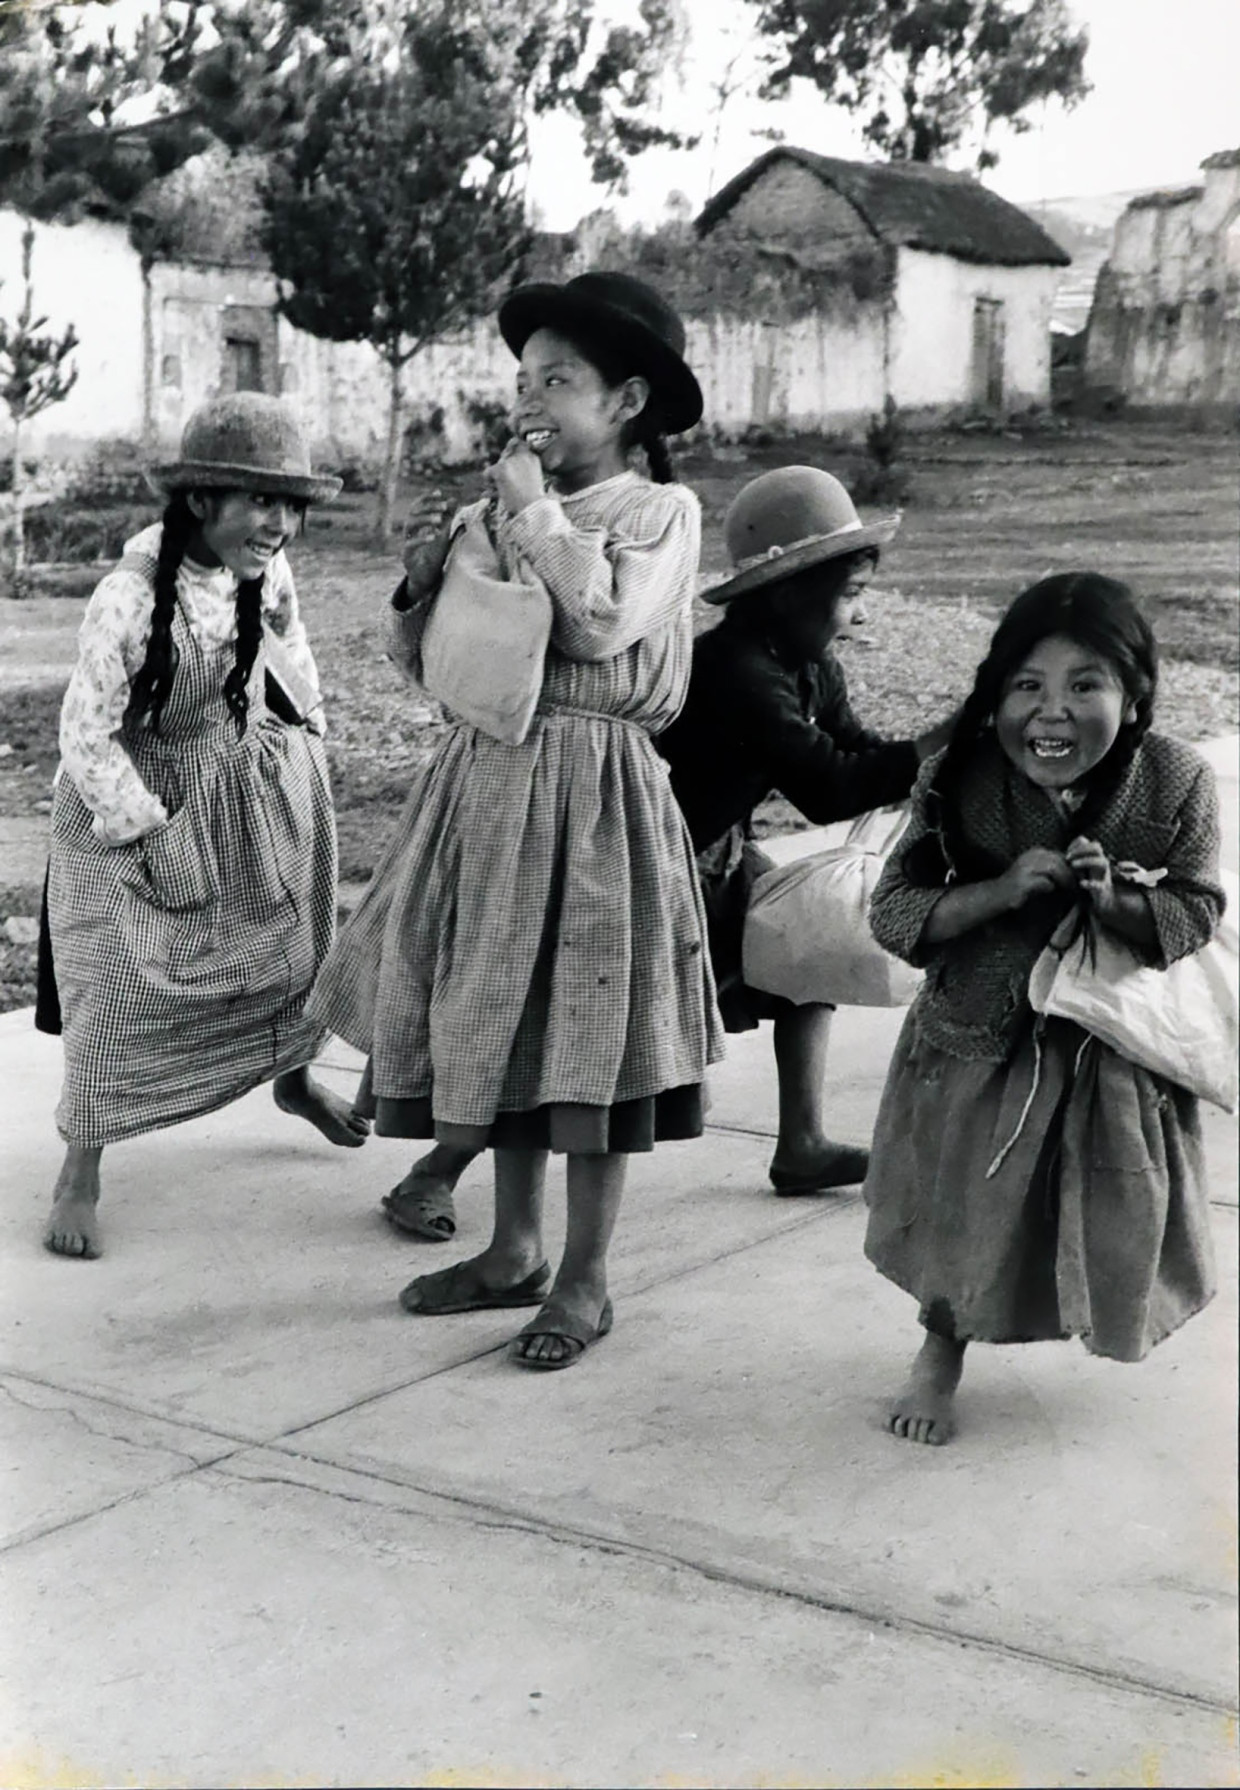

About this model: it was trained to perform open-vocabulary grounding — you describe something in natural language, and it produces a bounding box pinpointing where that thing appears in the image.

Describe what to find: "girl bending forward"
[863,572,1223,1442]
[309,271,722,1370]
[43,394,366,1259]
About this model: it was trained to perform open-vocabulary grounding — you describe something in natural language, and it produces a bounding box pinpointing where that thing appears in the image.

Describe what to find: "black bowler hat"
[498,270,704,435]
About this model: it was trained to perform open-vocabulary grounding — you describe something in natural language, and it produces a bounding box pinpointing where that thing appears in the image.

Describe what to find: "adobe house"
[1083,149,1240,407]
[695,147,1070,427]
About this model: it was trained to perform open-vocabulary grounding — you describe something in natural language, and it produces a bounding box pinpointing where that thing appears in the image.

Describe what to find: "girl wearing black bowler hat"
[309,270,723,1369]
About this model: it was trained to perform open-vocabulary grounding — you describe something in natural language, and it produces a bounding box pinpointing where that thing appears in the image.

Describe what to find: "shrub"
[849,397,912,506]
[0,458,39,495]
[22,500,155,564]
[462,393,510,463]
[401,405,447,476]
[63,438,153,506]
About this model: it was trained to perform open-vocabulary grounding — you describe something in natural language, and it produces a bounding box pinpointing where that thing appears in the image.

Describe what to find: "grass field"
[2,416,1237,1012]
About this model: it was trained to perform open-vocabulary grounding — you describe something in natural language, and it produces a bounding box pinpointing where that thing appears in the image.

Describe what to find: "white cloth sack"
[1028,868,1239,1112]
[421,508,552,745]
[742,805,923,1008]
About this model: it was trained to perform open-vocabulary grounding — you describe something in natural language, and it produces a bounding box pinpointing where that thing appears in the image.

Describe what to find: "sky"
[527,0,1240,226]
[55,0,1240,225]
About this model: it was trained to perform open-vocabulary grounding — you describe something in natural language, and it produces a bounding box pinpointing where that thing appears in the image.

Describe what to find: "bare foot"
[44,1145,103,1259]
[886,1333,967,1445]
[273,1068,369,1147]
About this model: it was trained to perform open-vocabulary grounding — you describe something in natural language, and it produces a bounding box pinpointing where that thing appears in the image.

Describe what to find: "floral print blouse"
[59,524,324,845]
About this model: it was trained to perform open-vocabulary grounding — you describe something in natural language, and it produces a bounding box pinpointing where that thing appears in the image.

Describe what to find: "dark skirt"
[863,1007,1216,1361]
[353,1058,705,1154]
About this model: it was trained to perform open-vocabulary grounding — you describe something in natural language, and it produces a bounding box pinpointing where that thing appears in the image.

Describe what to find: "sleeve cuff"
[501,496,565,555]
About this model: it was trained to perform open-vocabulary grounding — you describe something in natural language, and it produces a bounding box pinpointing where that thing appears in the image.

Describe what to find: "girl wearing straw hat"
[41,392,367,1261]
[309,270,722,1369]
[660,466,956,1194]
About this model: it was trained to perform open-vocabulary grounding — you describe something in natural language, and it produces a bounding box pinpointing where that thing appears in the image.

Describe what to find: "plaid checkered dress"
[49,564,336,1147]
[309,471,724,1143]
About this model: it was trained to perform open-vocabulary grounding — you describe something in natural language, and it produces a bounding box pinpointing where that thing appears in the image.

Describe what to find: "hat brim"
[498,284,704,436]
[146,461,343,504]
[702,515,900,605]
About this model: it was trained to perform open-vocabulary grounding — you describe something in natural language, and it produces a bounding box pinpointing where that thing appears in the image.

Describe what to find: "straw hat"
[498,270,704,435]
[148,393,343,503]
[703,466,899,605]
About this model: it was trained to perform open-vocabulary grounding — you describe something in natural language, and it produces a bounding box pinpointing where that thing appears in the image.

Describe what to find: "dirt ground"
[2,417,1237,1009]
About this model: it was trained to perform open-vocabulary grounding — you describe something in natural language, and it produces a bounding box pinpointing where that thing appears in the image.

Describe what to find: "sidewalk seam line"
[207,1446,1240,1723]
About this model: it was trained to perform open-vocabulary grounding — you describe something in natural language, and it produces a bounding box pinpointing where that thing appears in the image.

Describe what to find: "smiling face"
[994,632,1135,790]
[188,489,304,580]
[511,327,648,493]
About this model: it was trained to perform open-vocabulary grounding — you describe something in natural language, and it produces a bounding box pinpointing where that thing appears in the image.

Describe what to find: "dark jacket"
[658,608,920,851]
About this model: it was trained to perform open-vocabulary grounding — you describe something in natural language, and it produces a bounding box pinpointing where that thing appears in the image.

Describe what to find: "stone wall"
[1084,153,1240,404]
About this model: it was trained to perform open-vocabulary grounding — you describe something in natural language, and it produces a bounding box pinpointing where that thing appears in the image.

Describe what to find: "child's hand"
[996,847,1075,910]
[1066,835,1116,913]
[488,438,544,514]
[402,490,453,594]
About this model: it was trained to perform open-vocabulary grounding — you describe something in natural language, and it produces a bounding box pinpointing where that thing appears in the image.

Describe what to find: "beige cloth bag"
[420,507,553,746]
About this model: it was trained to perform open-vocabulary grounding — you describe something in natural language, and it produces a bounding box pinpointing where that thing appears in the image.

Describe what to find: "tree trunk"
[377,345,405,540]
[10,416,24,582]
[141,258,156,453]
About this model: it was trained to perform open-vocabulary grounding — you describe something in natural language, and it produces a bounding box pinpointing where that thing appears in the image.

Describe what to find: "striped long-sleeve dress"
[308,469,724,1152]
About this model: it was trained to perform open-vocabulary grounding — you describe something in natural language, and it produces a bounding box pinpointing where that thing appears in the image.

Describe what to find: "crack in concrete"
[207,1445,1240,1722]
[0,1377,212,1469]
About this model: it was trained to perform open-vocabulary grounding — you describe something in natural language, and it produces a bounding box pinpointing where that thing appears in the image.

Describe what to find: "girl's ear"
[185,491,211,523]
[613,375,650,425]
[1124,699,1138,724]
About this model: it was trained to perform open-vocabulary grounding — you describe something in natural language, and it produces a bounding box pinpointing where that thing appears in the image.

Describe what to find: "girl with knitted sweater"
[863,573,1223,1443]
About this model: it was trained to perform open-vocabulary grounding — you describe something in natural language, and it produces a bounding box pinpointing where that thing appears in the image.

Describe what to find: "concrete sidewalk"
[1,739,1236,1788]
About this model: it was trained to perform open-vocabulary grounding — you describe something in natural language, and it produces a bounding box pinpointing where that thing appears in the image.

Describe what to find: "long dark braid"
[222,573,264,736]
[909,572,1158,886]
[125,494,193,735]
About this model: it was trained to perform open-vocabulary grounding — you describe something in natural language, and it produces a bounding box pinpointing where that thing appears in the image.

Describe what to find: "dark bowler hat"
[149,393,343,503]
[498,270,704,435]
[703,466,900,605]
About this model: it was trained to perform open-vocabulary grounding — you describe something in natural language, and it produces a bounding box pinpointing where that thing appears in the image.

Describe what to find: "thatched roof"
[1201,148,1240,171]
[696,148,1070,268]
[1126,186,1203,212]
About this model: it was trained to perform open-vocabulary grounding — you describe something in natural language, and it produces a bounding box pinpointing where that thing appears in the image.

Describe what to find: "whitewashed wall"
[890,248,1059,408]
[3,209,1062,464]
[0,211,147,447]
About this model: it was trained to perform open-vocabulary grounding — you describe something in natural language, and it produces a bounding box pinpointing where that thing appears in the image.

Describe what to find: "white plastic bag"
[742,806,922,1008]
[1028,869,1239,1112]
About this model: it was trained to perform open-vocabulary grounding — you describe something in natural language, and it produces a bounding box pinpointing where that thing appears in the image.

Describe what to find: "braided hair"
[628,405,677,484]
[912,572,1158,886]
[125,493,193,737]
[126,490,278,740]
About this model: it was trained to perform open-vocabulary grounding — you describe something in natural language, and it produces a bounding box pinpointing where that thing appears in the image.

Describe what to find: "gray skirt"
[863,1007,1216,1361]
